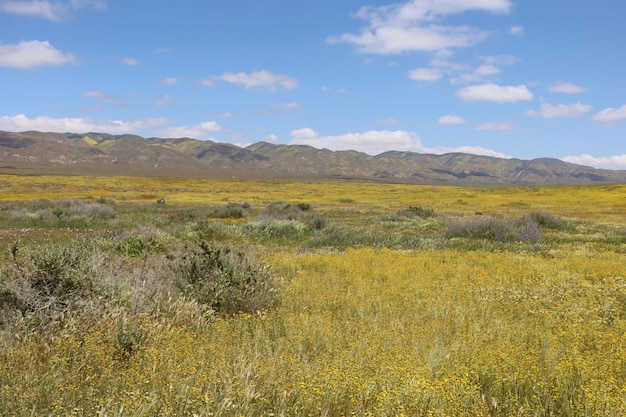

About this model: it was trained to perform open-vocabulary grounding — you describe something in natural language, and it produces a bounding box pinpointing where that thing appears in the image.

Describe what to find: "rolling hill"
[0,130,624,185]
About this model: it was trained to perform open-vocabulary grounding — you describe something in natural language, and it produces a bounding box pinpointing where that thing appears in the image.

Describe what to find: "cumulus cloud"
[509,25,524,36]
[408,67,442,82]
[0,114,168,133]
[457,83,533,103]
[0,40,76,69]
[0,0,106,21]
[327,0,513,54]
[424,145,511,158]
[592,105,626,124]
[475,121,516,131]
[526,102,592,118]
[214,70,297,91]
[157,121,222,139]
[562,154,626,170]
[289,128,423,155]
[450,64,501,84]
[438,115,467,126]
[549,80,586,94]
[287,127,508,158]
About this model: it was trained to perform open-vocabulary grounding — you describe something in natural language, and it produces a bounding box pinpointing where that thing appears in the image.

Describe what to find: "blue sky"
[1,0,625,169]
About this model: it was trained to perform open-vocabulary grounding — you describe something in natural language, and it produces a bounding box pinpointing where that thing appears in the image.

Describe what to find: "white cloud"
[438,115,467,125]
[482,54,520,66]
[549,80,586,94]
[273,102,300,110]
[215,70,297,91]
[424,145,511,158]
[562,154,626,170]
[81,90,130,108]
[475,121,516,131]
[161,77,179,85]
[289,128,423,155]
[408,67,442,82]
[120,57,140,66]
[592,105,626,124]
[0,0,106,21]
[264,134,279,143]
[457,83,533,103]
[377,117,401,124]
[199,78,214,87]
[157,121,222,139]
[475,64,500,76]
[450,64,501,85]
[321,86,349,94]
[526,102,592,118]
[0,114,168,133]
[0,40,76,69]
[288,127,509,158]
[509,25,524,36]
[155,94,174,108]
[327,0,513,54]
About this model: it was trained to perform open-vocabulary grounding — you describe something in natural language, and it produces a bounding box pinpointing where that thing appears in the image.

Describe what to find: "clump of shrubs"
[208,202,251,219]
[258,202,327,231]
[446,217,515,241]
[0,241,99,328]
[8,198,115,225]
[445,210,566,245]
[397,205,436,218]
[522,210,567,230]
[175,241,277,314]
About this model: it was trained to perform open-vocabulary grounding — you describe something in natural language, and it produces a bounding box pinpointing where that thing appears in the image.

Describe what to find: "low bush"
[397,205,436,218]
[8,199,115,226]
[175,241,277,314]
[208,202,251,219]
[522,210,567,230]
[0,241,99,328]
[446,217,515,241]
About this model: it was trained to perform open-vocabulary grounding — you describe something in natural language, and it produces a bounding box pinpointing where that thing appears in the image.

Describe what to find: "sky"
[1,0,625,169]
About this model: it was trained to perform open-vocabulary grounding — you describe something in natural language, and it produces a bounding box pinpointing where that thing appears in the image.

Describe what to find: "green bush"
[175,241,277,314]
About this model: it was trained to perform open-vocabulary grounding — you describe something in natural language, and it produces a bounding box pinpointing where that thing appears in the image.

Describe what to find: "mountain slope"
[0,130,624,185]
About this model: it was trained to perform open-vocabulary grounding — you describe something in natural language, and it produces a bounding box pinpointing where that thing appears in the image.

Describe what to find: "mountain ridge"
[0,130,624,186]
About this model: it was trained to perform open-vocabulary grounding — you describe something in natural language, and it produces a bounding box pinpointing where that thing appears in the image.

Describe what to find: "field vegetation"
[0,174,625,416]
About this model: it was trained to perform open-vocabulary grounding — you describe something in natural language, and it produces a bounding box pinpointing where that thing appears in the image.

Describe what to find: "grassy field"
[0,174,625,416]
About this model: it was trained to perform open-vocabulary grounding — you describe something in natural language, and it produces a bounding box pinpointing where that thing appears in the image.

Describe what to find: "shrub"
[114,226,170,256]
[256,202,327,232]
[208,202,251,219]
[7,199,115,225]
[446,217,515,241]
[522,210,566,230]
[241,220,309,239]
[0,241,99,329]
[175,241,277,314]
[397,205,436,218]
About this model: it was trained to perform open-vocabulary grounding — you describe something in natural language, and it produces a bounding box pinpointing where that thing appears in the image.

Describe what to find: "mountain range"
[0,130,624,185]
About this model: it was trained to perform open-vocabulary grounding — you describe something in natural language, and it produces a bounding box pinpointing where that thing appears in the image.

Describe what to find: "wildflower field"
[0,174,625,416]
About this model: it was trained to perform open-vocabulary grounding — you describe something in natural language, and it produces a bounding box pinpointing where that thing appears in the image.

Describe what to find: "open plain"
[0,174,625,416]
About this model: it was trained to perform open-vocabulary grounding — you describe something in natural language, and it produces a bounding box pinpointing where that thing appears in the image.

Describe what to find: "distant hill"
[0,130,624,185]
